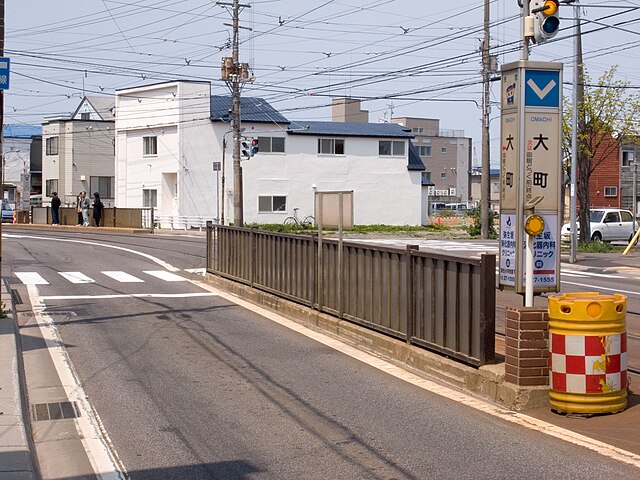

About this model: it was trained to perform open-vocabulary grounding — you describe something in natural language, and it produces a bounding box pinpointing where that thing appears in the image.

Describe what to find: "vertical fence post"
[250,227,256,287]
[113,207,117,228]
[479,253,496,364]
[310,233,317,308]
[406,245,419,343]
[206,221,212,273]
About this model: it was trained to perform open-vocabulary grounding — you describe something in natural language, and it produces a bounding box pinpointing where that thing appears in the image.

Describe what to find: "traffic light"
[241,137,250,158]
[530,0,560,44]
[250,138,259,157]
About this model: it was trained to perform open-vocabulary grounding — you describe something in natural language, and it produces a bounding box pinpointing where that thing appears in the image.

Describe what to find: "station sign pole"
[499,60,563,302]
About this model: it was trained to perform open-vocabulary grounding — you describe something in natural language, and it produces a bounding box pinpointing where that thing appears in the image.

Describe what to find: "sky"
[5,0,640,167]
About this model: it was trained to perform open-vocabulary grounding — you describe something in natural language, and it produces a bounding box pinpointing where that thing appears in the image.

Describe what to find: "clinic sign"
[499,61,562,294]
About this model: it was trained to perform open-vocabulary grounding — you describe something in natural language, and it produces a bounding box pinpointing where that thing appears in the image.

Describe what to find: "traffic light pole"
[231,0,243,227]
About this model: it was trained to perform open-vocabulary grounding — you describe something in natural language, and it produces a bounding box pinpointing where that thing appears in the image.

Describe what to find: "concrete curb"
[0,282,38,479]
[204,274,550,411]
[4,223,152,234]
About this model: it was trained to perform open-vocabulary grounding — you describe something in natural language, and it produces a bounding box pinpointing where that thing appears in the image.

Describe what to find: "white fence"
[154,215,217,231]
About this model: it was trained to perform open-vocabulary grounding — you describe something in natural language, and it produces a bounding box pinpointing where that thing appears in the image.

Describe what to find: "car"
[1,200,14,223]
[561,208,638,243]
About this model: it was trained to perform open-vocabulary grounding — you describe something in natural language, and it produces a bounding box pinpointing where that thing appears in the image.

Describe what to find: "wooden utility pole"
[231,0,243,227]
[480,0,491,238]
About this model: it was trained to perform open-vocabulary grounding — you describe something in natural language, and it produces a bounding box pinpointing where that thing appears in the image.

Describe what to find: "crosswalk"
[14,270,190,286]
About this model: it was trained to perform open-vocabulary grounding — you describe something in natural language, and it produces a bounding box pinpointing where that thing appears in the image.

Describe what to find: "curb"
[4,224,152,234]
[0,281,38,479]
[204,274,549,411]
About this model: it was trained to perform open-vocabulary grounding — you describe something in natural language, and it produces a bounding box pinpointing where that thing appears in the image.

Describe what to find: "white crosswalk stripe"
[101,271,145,283]
[143,270,188,282]
[59,272,95,284]
[15,272,49,285]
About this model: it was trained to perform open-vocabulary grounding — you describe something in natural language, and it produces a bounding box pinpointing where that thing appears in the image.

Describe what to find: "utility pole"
[569,1,581,263]
[480,0,491,239]
[219,0,251,227]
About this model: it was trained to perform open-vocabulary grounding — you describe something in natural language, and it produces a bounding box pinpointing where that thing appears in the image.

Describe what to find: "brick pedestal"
[504,307,549,386]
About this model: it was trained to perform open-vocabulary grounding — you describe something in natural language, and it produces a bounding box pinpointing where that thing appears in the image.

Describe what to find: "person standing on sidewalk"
[51,192,61,225]
[80,191,90,226]
[92,192,104,227]
[76,192,83,226]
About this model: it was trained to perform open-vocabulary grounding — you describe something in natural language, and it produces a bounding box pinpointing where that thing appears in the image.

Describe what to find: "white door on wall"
[161,172,177,216]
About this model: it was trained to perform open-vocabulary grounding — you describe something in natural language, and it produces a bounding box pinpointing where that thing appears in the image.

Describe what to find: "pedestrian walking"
[92,192,104,227]
[76,192,84,226]
[80,191,90,226]
[51,192,61,225]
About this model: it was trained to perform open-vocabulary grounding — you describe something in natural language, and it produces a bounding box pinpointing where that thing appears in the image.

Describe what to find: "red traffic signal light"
[250,138,259,157]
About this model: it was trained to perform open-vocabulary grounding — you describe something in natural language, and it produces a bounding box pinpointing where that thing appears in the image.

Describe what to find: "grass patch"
[244,223,450,234]
[576,241,625,253]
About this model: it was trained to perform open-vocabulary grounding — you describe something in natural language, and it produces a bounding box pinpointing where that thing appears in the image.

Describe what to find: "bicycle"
[283,207,315,227]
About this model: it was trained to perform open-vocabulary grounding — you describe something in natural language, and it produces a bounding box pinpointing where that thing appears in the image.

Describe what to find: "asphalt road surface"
[3,230,639,479]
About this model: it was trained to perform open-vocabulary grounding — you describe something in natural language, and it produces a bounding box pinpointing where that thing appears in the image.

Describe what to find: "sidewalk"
[0,281,37,479]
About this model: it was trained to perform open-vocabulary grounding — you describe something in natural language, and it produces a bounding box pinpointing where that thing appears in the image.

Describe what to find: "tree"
[563,66,640,242]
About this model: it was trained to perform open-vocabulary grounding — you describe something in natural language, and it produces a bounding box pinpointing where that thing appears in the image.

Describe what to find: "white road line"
[562,269,625,279]
[59,272,95,284]
[27,284,127,480]
[143,270,188,282]
[3,234,179,271]
[15,272,49,285]
[560,280,640,297]
[191,278,640,469]
[102,271,145,283]
[40,292,217,301]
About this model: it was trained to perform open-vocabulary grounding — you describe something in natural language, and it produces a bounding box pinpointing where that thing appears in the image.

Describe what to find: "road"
[3,229,639,479]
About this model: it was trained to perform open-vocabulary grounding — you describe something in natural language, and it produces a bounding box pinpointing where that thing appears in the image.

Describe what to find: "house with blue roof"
[115,80,430,225]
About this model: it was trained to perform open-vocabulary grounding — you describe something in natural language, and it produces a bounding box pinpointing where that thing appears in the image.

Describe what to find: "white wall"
[242,135,423,225]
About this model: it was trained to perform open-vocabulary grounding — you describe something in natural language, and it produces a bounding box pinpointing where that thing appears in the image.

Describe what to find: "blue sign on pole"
[525,69,559,108]
[0,58,10,90]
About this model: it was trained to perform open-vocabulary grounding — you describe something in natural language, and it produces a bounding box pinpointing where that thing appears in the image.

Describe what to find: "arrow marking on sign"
[527,78,556,100]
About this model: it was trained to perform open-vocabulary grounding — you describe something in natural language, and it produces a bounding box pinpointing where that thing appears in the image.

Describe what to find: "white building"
[115,80,428,226]
[41,96,115,206]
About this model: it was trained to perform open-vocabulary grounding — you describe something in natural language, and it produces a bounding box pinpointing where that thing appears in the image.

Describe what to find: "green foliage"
[350,224,448,233]
[576,241,624,253]
[244,223,449,234]
[464,209,497,239]
[0,302,7,319]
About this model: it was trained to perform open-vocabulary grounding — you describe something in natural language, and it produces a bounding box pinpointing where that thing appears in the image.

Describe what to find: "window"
[411,127,424,134]
[441,172,447,179]
[45,136,59,156]
[604,186,618,197]
[318,138,345,155]
[90,176,115,198]
[417,145,432,157]
[441,147,448,154]
[378,140,405,156]
[258,195,287,213]
[621,211,633,222]
[604,211,619,223]
[622,150,635,167]
[421,172,432,185]
[80,112,90,120]
[143,136,157,155]
[45,179,58,197]
[143,189,157,208]
[257,136,285,153]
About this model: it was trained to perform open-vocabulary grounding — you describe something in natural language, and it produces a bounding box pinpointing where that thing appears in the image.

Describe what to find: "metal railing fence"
[206,224,495,367]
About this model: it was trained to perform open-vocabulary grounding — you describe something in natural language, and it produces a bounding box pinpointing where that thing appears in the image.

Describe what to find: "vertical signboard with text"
[499,61,562,294]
